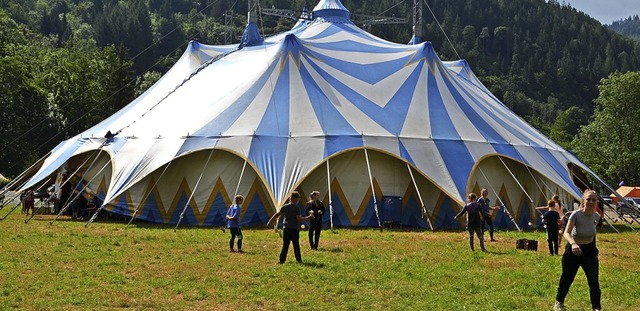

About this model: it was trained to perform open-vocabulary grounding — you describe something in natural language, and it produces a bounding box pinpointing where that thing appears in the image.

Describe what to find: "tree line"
[1,0,640,186]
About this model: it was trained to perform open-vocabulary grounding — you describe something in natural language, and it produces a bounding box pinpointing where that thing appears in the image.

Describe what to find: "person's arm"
[226,207,235,220]
[266,210,282,227]
[563,218,581,256]
[454,206,467,219]
[296,213,314,221]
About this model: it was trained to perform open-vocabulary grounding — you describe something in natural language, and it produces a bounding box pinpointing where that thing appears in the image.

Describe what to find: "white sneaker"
[553,301,566,311]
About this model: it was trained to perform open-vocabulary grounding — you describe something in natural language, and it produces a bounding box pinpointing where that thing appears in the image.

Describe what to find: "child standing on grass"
[455,193,486,252]
[226,195,244,253]
[543,199,561,255]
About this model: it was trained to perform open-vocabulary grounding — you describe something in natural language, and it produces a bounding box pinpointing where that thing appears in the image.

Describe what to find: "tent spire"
[239,0,263,47]
[409,0,423,44]
[312,0,350,20]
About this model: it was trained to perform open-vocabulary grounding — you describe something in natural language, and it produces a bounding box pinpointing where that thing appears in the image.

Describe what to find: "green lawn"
[0,213,638,310]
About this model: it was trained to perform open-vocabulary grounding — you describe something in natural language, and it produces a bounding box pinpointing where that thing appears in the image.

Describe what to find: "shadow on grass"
[299,261,325,268]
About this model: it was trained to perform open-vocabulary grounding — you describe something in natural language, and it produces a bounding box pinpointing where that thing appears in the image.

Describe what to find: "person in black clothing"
[455,193,486,252]
[477,188,499,241]
[306,191,326,250]
[543,199,561,255]
[267,191,315,264]
[70,188,88,220]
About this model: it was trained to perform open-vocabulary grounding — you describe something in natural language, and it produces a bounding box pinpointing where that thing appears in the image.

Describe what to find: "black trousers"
[280,228,302,263]
[546,228,559,255]
[229,227,243,250]
[482,213,494,239]
[555,240,601,309]
[308,222,322,249]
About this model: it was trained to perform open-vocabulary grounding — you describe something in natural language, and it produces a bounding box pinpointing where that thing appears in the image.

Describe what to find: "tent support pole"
[364,149,382,232]
[478,166,521,232]
[173,148,216,232]
[233,159,248,198]
[326,160,334,233]
[497,156,536,227]
[407,163,433,232]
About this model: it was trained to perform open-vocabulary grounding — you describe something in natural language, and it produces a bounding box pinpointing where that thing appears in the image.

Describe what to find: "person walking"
[226,195,244,253]
[455,193,486,252]
[306,191,326,250]
[267,191,314,263]
[543,199,561,255]
[553,190,602,311]
[477,188,499,241]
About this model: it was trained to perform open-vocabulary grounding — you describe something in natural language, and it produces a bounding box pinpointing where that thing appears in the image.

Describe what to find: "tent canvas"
[19,0,600,229]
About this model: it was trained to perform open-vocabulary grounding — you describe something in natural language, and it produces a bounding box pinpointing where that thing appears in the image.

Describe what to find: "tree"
[573,71,640,185]
[0,56,49,177]
[550,106,586,149]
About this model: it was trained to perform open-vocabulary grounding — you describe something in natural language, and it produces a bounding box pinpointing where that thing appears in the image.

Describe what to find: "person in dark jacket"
[543,199,561,255]
[267,191,315,264]
[477,188,499,241]
[305,191,326,250]
[455,193,486,252]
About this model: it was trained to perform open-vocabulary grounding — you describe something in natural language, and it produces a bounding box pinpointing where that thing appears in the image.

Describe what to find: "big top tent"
[18,0,606,230]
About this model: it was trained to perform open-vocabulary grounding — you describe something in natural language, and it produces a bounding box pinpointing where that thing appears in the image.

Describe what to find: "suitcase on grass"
[516,239,538,251]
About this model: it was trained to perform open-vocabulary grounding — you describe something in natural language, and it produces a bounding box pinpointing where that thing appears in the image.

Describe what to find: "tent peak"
[312,0,350,20]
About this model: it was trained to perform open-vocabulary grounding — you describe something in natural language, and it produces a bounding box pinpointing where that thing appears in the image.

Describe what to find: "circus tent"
[19,0,600,229]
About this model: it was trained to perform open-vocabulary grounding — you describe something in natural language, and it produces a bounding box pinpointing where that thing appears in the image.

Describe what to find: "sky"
[559,0,640,24]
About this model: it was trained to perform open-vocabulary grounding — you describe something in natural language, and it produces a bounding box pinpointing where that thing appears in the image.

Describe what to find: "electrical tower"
[224,10,233,44]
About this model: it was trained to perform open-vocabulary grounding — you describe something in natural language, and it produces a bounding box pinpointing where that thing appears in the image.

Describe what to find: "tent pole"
[326,159,334,233]
[125,160,174,229]
[1,177,50,221]
[173,148,216,232]
[233,159,248,198]
[497,156,537,228]
[407,162,433,232]
[478,166,521,232]
[517,161,553,221]
[498,156,535,205]
[364,149,382,232]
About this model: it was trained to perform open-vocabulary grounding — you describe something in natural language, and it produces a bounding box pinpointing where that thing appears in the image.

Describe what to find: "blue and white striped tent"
[22,0,599,229]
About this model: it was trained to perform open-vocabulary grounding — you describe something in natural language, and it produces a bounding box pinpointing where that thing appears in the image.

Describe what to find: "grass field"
[0,212,639,310]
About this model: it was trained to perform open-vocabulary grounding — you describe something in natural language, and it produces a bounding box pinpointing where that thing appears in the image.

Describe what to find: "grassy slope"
[0,214,638,310]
